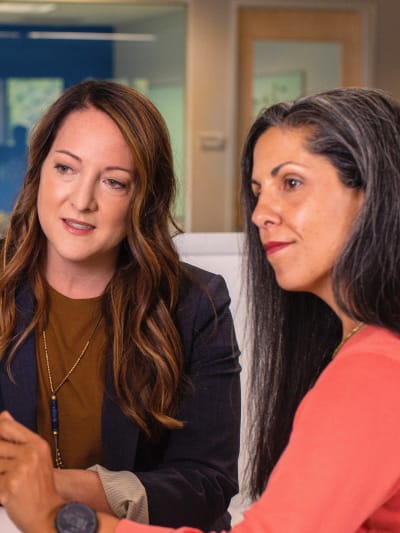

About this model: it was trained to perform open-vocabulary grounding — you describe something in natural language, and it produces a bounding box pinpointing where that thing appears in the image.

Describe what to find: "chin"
[274,276,311,294]
[274,274,299,292]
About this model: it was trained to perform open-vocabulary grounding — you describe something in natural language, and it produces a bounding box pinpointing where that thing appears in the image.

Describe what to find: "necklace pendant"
[50,394,64,468]
[55,446,65,469]
[53,431,65,469]
[50,393,59,434]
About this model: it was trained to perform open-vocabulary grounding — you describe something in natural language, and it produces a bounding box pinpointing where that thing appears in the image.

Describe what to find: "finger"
[0,440,22,460]
[0,457,17,476]
[0,464,28,506]
[0,417,37,444]
[0,411,14,421]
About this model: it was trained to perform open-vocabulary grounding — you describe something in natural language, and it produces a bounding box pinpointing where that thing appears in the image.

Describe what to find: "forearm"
[53,469,114,515]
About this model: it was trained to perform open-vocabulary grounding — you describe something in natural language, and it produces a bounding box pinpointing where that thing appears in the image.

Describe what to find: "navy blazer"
[0,263,241,530]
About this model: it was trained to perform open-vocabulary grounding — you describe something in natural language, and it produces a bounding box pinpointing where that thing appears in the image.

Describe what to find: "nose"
[251,193,281,229]
[70,177,98,212]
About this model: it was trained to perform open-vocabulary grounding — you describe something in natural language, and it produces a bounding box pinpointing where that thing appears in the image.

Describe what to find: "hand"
[0,411,64,533]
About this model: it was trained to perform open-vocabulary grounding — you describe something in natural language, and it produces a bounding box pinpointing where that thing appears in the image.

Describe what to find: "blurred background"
[0,0,397,233]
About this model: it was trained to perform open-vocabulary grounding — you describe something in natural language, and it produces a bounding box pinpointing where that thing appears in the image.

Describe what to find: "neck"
[314,285,362,341]
[44,264,114,299]
[341,316,362,340]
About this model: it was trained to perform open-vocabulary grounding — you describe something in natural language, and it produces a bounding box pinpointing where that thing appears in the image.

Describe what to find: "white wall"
[174,232,251,522]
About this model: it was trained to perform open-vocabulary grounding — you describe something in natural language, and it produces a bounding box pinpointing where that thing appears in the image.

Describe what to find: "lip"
[263,241,292,256]
[62,218,96,234]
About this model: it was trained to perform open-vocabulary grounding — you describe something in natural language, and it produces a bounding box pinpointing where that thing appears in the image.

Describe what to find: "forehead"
[254,126,313,154]
[56,107,119,136]
[46,107,134,170]
[252,126,314,169]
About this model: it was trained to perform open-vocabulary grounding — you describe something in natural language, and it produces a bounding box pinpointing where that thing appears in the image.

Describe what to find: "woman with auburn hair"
[2,86,400,533]
[0,80,240,530]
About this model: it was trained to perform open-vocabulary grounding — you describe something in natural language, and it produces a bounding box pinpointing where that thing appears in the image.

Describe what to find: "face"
[37,106,134,275]
[251,126,364,306]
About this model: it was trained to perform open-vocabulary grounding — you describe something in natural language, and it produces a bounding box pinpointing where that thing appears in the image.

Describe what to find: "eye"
[54,163,72,174]
[284,176,302,190]
[250,179,261,197]
[104,178,128,190]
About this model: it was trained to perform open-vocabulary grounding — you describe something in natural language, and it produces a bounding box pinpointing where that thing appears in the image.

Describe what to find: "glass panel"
[0,3,186,226]
[253,40,341,118]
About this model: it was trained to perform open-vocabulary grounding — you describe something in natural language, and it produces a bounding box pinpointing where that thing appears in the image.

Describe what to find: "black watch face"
[55,502,98,533]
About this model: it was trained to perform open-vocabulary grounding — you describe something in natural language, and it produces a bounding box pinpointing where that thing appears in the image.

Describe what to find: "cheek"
[38,172,58,204]
[37,180,47,217]
[288,203,322,235]
[295,198,340,234]
[109,200,131,231]
[294,204,341,259]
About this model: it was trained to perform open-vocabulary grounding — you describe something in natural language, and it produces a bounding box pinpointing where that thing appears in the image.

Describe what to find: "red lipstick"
[264,241,291,256]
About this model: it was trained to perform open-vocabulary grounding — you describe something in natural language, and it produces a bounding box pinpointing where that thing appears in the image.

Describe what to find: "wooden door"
[236,7,363,227]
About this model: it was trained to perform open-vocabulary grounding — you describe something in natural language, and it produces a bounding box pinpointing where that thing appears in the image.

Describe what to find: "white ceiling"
[0,2,180,26]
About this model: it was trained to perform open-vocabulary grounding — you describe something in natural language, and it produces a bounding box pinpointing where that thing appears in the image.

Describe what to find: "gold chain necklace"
[42,315,102,468]
[332,322,365,360]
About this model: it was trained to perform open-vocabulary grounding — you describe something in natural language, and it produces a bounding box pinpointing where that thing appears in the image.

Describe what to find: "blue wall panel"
[0,24,113,212]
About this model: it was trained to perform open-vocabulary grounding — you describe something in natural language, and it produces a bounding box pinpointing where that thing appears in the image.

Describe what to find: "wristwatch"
[54,502,98,533]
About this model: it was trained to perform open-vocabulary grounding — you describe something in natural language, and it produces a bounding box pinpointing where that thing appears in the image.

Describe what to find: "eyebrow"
[55,149,133,174]
[271,160,296,176]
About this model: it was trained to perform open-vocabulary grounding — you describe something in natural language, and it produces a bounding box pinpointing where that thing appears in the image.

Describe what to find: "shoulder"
[175,262,236,348]
[320,325,400,388]
[336,324,400,365]
[289,325,400,470]
[298,325,400,426]
[174,263,239,375]
[180,261,225,285]
[178,261,229,303]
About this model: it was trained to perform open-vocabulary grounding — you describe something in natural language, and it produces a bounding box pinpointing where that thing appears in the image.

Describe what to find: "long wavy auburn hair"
[0,79,186,435]
[241,87,400,498]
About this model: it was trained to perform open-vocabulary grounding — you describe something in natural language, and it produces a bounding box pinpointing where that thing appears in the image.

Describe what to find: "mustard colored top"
[36,285,106,469]
[116,325,400,533]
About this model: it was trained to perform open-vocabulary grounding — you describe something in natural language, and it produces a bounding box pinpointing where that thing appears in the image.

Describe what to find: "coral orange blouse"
[116,325,400,532]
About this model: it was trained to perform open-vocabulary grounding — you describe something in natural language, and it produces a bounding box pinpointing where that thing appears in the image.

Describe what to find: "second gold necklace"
[331,322,365,360]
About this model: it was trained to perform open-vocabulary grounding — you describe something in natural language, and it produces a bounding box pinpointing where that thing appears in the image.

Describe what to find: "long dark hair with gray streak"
[241,87,400,498]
